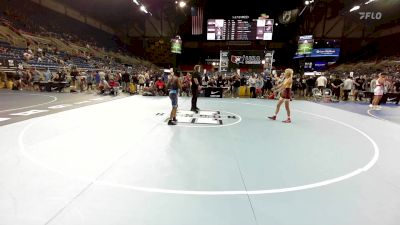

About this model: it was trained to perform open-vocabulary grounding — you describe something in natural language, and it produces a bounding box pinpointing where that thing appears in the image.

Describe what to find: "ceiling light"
[132,0,140,6]
[365,0,377,5]
[140,5,148,13]
[305,0,310,6]
[350,5,360,12]
[179,1,186,8]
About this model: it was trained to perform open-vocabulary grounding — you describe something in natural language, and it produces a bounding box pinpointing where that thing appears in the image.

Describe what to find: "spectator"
[121,71,130,92]
[316,74,327,91]
[331,75,343,101]
[343,76,353,101]
[248,75,256,98]
[232,75,241,98]
[255,75,264,98]
[305,76,316,97]
[354,75,365,101]
[155,77,166,95]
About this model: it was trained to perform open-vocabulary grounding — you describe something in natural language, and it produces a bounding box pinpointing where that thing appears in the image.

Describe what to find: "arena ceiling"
[54,0,304,31]
[53,0,400,39]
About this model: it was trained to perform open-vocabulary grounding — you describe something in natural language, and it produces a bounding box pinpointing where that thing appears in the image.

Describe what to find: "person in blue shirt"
[94,71,101,89]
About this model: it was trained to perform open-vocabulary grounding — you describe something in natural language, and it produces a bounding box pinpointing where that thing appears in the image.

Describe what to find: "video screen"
[207,18,274,41]
[297,35,314,55]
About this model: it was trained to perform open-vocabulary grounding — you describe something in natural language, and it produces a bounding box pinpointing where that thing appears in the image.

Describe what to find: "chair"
[312,88,323,102]
[322,88,333,103]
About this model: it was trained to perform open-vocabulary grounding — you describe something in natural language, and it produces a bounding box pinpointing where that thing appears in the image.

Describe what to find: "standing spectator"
[248,75,256,98]
[316,74,327,91]
[354,75,365,101]
[263,74,273,97]
[94,71,101,89]
[181,73,191,97]
[343,76,353,101]
[232,75,240,98]
[370,74,377,92]
[217,74,224,87]
[70,69,79,87]
[87,72,94,91]
[138,73,145,91]
[255,75,264,98]
[32,69,41,91]
[298,77,307,98]
[331,75,343,101]
[44,68,51,82]
[305,76,316,97]
[121,71,130,92]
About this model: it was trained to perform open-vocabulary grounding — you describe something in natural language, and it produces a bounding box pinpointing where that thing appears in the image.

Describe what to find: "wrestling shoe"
[282,118,291,123]
[167,120,177,125]
[267,115,276,120]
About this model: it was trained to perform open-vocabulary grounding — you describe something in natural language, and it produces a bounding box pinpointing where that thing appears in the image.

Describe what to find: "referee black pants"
[191,88,198,110]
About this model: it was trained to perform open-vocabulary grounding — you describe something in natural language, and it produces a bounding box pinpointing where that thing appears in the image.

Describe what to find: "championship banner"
[219,50,229,72]
[264,51,274,74]
[279,9,299,24]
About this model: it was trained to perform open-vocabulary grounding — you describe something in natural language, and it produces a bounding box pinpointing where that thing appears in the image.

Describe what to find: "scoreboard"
[207,16,274,41]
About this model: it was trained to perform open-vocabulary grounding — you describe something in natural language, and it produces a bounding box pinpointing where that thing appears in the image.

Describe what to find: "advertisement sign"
[204,87,223,98]
[310,48,340,57]
[314,62,327,70]
[228,50,265,69]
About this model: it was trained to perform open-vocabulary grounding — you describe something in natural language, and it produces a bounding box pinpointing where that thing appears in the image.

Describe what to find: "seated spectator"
[155,77,166,95]
[267,91,275,99]
[23,49,34,61]
[98,78,110,94]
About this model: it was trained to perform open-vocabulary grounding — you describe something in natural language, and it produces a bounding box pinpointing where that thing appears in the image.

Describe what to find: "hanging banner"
[219,50,229,72]
[264,51,274,74]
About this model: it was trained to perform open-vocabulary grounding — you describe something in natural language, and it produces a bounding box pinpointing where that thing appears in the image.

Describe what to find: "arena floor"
[1,92,400,225]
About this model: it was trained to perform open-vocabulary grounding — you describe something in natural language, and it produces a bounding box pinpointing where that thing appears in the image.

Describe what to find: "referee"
[191,65,201,113]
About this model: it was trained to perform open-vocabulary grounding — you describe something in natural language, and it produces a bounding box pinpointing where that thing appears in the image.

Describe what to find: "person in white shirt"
[370,76,377,92]
[342,76,353,101]
[255,76,264,98]
[316,75,327,91]
[44,69,51,82]
[248,75,257,98]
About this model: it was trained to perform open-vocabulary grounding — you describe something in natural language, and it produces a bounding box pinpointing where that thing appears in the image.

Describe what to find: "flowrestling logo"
[359,12,382,20]
[231,55,245,64]
[230,55,261,65]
